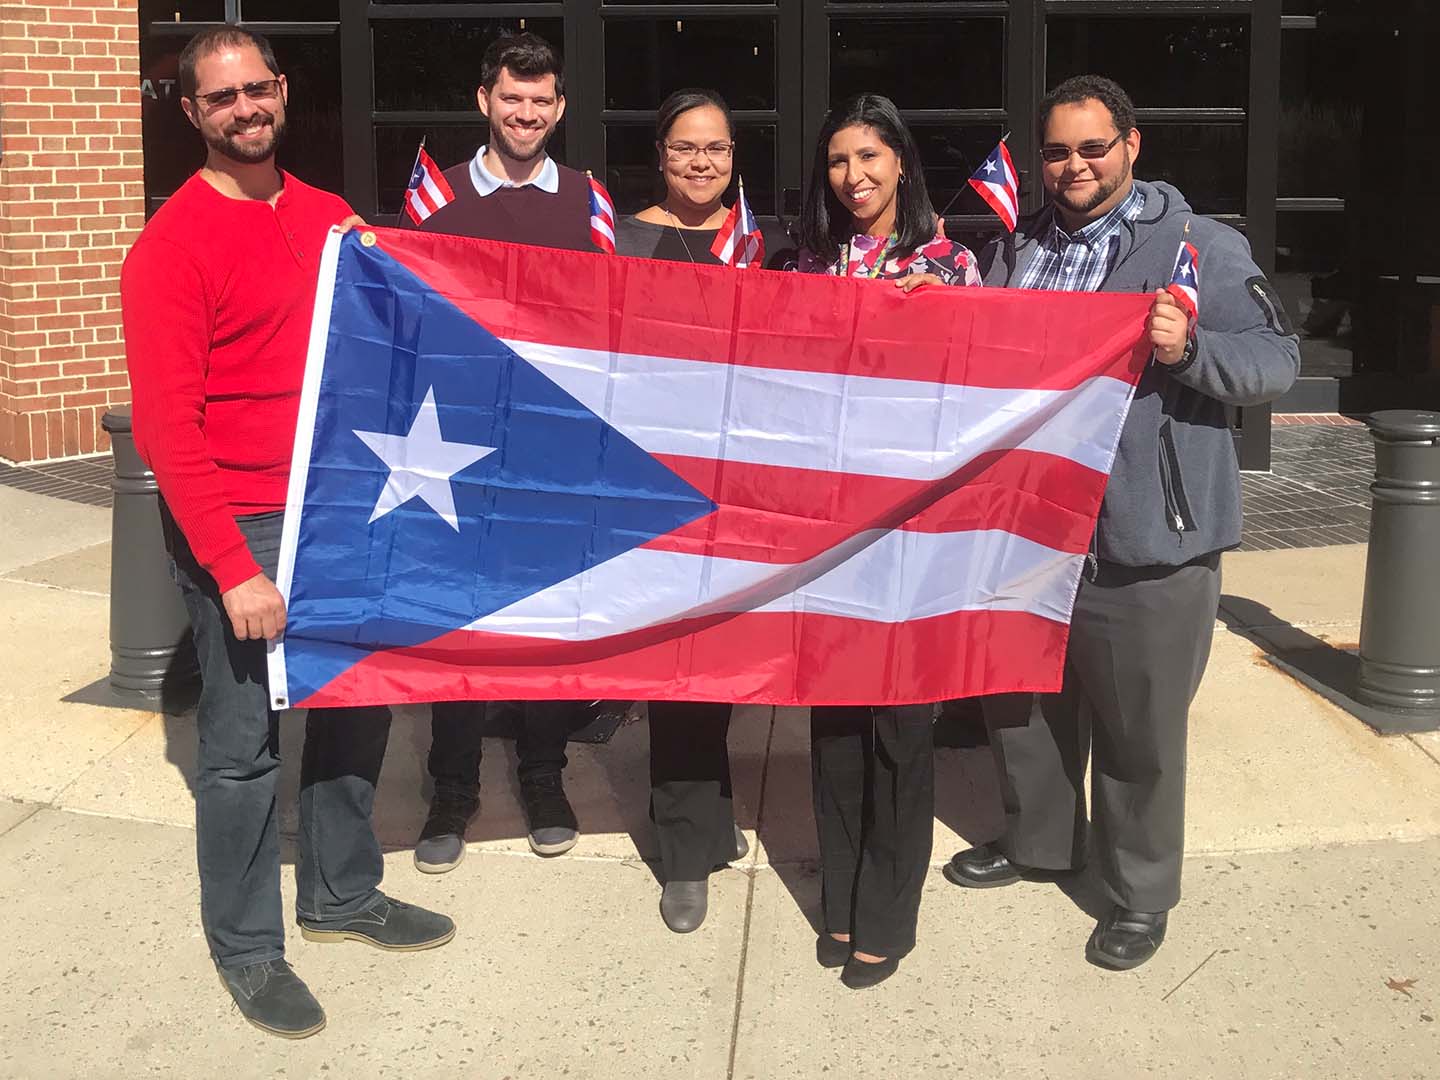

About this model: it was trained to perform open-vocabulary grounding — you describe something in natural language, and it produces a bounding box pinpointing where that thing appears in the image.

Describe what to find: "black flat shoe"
[815,933,849,969]
[1086,906,1168,970]
[942,844,1024,888]
[840,954,900,990]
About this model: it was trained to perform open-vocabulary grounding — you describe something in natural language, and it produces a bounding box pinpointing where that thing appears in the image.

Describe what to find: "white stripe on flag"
[501,339,1132,478]
[985,180,1018,224]
[464,527,1080,640]
[419,171,447,210]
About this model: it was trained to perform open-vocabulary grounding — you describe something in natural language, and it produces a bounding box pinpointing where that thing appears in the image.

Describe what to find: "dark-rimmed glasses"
[1039,132,1124,164]
[191,79,282,111]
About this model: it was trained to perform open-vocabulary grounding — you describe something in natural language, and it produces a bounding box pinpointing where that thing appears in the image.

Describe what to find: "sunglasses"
[191,78,281,110]
[1039,132,1125,164]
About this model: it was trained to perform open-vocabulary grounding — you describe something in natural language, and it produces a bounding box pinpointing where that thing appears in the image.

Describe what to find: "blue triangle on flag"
[282,234,716,704]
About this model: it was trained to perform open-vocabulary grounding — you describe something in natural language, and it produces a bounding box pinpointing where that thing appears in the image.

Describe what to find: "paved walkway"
[2,481,1437,1079]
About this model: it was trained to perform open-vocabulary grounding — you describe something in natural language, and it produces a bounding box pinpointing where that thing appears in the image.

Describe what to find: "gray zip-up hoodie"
[979,180,1301,567]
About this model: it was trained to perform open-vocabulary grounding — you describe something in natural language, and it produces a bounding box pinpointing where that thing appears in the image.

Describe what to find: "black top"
[614,216,724,264]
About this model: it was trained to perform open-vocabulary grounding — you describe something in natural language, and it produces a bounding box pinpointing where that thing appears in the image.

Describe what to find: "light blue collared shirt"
[468,145,560,198]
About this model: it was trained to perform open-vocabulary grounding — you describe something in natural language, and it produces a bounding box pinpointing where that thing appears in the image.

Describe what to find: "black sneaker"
[216,959,325,1039]
[520,772,579,856]
[414,792,479,874]
[298,894,456,951]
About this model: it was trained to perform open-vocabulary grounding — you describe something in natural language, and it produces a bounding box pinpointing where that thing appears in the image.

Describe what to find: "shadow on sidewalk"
[1218,594,1435,734]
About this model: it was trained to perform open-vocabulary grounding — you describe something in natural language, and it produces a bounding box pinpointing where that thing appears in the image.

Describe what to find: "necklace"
[663,207,701,265]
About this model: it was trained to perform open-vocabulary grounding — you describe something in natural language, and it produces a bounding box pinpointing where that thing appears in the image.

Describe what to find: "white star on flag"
[982,158,997,174]
[353,386,496,531]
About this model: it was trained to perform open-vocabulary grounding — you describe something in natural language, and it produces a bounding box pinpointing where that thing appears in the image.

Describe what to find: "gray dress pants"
[981,555,1220,913]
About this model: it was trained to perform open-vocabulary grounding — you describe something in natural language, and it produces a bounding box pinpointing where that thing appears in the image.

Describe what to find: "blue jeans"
[166,509,392,969]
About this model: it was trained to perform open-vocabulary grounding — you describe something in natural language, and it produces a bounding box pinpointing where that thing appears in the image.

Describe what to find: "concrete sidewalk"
[1,483,1437,1079]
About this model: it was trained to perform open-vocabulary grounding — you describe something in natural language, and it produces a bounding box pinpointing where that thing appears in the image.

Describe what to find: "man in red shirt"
[121,28,454,1039]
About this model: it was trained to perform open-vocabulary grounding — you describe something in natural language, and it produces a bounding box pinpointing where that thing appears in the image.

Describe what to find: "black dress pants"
[428,699,577,803]
[648,701,735,882]
[981,556,1220,913]
[811,704,935,958]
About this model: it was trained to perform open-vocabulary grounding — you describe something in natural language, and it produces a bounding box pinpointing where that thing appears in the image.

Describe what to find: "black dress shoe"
[815,933,849,969]
[840,954,901,990]
[942,844,1024,888]
[1086,906,1168,970]
[660,880,708,933]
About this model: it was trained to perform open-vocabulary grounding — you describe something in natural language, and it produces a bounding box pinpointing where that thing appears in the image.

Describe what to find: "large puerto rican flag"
[266,227,1151,711]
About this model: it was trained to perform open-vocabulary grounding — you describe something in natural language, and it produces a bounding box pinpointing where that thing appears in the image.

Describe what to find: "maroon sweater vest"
[405,157,596,252]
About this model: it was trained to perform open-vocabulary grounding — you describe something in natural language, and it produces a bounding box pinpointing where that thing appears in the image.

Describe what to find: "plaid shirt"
[1017,186,1146,293]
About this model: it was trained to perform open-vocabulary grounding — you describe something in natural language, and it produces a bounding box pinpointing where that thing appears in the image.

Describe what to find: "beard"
[1053,150,1131,216]
[204,110,286,165]
[489,118,551,164]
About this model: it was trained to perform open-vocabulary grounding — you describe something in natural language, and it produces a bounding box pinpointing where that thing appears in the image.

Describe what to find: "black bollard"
[102,408,198,705]
[1356,410,1440,719]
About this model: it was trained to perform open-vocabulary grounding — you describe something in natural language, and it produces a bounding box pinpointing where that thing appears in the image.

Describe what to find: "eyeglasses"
[664,141,734,161]
[1039,132,1125,164]
[191,79,282,110]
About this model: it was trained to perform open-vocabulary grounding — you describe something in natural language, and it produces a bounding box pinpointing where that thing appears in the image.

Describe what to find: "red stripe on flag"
[969,178,1018,231]
[642,449,1106,563]
[292,606,1070,709]
[369,227,1153,392]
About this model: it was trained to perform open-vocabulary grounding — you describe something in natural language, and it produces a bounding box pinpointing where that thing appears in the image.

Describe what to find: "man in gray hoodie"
[943,75,1299,970]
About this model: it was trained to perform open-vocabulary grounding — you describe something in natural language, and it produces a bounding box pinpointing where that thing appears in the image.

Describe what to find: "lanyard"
[845,235,894,280]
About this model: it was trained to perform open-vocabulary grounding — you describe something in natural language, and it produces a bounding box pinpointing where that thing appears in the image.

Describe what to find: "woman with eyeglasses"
[614,88,779,935]
[790,92,980,990]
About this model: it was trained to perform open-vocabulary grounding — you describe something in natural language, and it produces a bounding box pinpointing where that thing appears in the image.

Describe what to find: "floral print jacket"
[793,233,982,286]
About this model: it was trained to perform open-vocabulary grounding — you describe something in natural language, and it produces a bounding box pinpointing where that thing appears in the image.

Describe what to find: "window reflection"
[830,19,1003,110]
[373,20,564,111]
[1279,25,1391,198]
[906,125,1007,219]
[605,19,775,110]
[1133,123,1246,216]
[239,1,339,19]
[1046,17,1249,108]
[138,1,223,23]
[1274,213,1352,377]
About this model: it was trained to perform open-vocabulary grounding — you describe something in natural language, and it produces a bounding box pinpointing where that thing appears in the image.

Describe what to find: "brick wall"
[0,0,143,463]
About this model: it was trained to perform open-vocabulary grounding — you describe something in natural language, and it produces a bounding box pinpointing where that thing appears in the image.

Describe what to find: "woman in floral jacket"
[790,92,980,990]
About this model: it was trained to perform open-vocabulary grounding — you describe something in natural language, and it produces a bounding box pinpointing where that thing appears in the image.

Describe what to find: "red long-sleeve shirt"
[121,172,352,592]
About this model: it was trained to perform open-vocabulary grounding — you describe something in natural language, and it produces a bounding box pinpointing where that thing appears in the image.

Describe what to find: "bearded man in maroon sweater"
[121,28,454,1039]
[400,33,596,874]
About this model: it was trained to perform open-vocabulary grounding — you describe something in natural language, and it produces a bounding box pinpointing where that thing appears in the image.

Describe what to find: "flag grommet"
[360,231,377,247]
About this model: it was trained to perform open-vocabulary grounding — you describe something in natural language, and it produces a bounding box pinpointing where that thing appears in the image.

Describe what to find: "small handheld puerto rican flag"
[586,172,616,255]
[402,142,455,226]
[967,136,1020,232]
[1166,223,1200,321]
[709,177,764,268]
